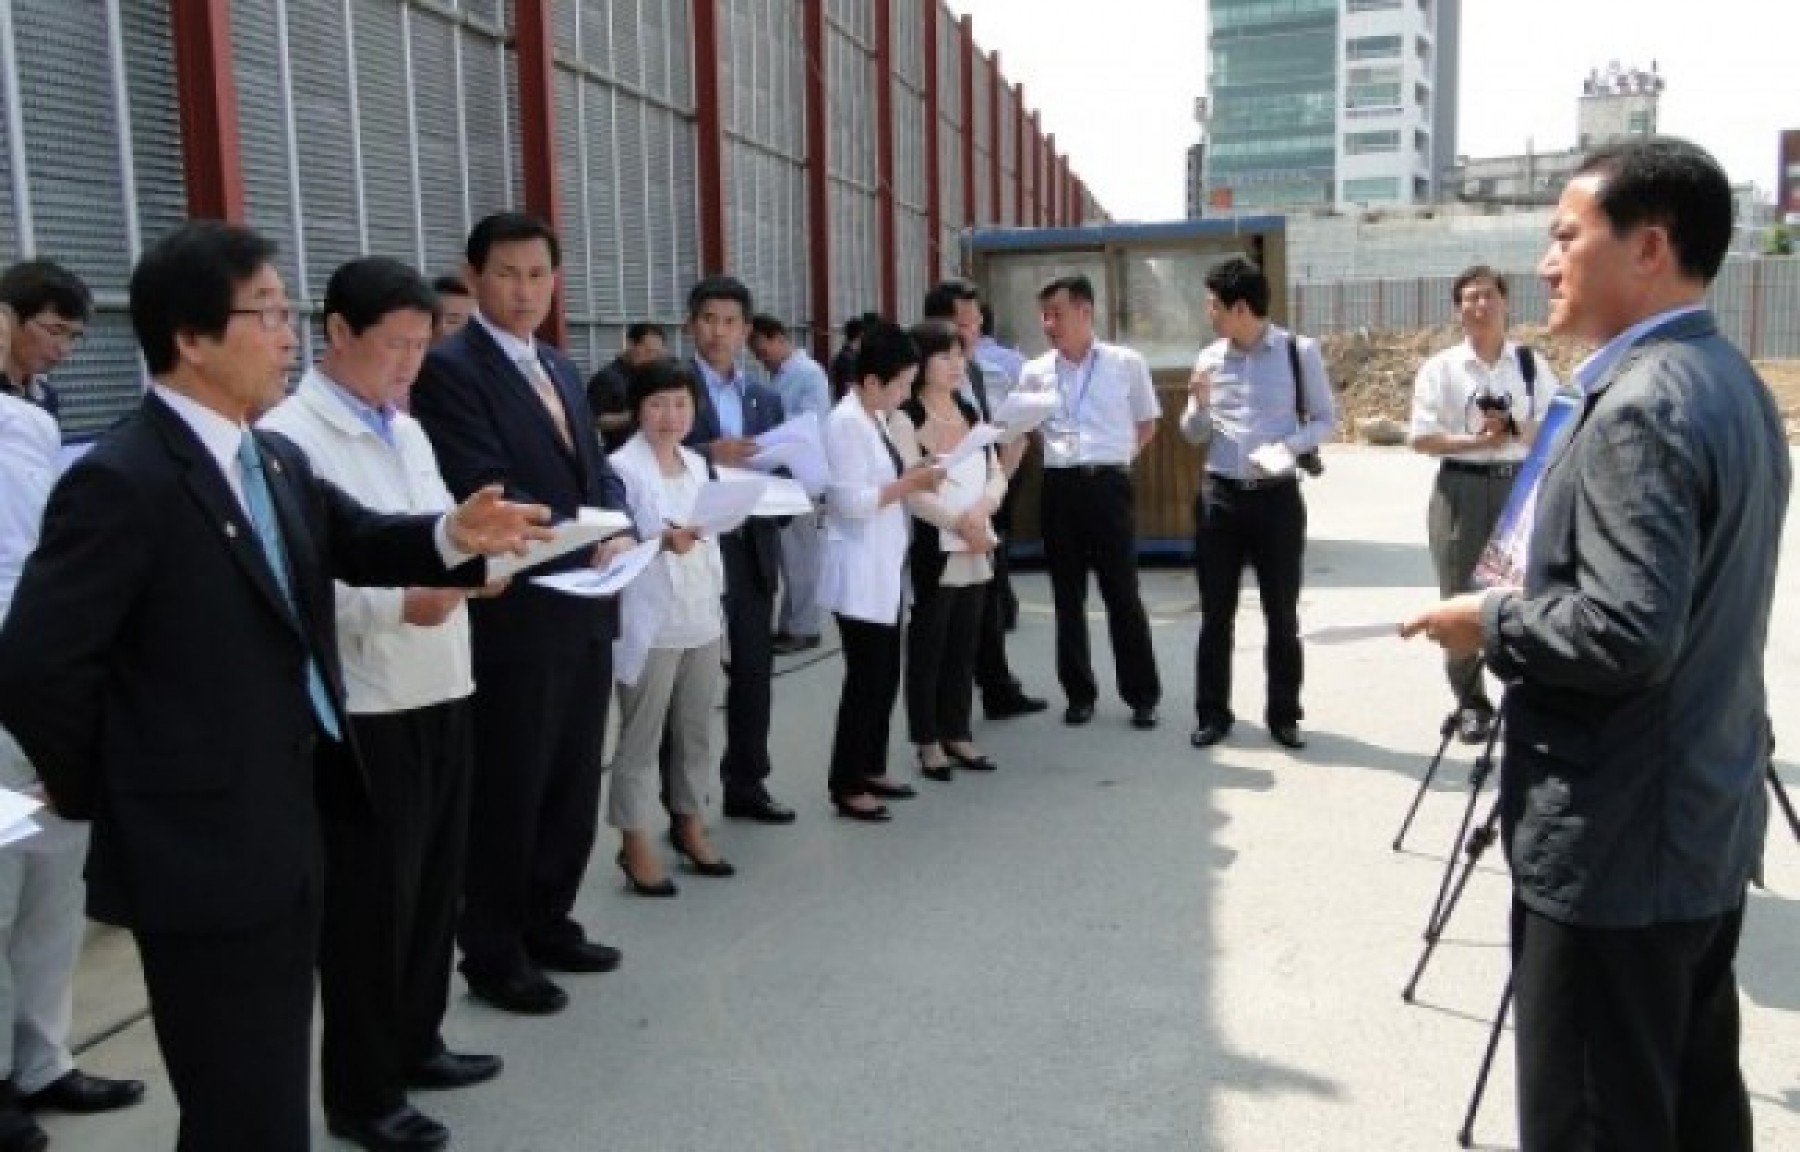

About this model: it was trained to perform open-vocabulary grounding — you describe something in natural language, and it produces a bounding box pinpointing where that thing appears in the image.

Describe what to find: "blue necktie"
[238,431,342,741]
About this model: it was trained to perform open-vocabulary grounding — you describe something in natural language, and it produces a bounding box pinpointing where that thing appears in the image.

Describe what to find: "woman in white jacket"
[817,322,944,821]
[608,359,734,893]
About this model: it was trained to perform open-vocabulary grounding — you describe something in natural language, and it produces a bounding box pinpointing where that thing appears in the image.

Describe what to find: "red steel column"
[513,0,567,343]
[804,0,833,362]
[958,18,976,229]
[1012,84,1025,226]
[922,0,942,283]
[691,0,727,275]
[171,0,245,222]
[1043,135,1056,225]
[987,53,1002,224]
[874,0,897,318]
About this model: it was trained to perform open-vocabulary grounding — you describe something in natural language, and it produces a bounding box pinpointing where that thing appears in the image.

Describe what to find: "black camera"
[1474,392,1512,415]
[1296,450,1324,477]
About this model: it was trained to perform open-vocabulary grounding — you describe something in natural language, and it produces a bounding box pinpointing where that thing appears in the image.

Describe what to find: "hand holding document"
[1249,441,1298,478]
[935,423,1002,472]
[487,506,631,581]
[992,390,1060,441]
[935,451,992,552]
[532,537,661,598]
[750,412,830,494]
[680,477,768,536]
[0,787,43,850]
[716,466,815,517]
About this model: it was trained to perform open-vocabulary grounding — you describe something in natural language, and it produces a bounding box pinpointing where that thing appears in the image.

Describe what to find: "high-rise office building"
[1197,0,1458,215]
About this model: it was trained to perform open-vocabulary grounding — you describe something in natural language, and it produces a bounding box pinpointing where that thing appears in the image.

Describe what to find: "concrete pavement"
[43,446,1800,1151]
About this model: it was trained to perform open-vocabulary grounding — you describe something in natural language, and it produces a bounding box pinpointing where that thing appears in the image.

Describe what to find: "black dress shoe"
[831,795,892,822]
[326,1104,450,1152]
[528,937,624,974]
[0,1100,45,1152]
[984,690,1048,719]
[944,746,996,771]
[773,633,821,655]
[1189,721,1231,748]
[1063,702,1095,726]
[1131,707,1160,730]
[20,1070,145,1114]
[1271,724,1307,750]
[864,777,917,800]
[667,829,737,877]
[617,850,678,897]
[464,968,568,1015]
[407,1050,503,1091]
[722,793,798,824]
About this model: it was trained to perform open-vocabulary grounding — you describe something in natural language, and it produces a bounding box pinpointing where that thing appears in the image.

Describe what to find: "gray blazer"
[1480,309,1790,928]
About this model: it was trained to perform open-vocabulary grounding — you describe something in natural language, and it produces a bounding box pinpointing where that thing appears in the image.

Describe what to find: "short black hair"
[906,319,961,398]
[130,220,279,376]
[1452,265,1507,305]
[749,314,789,341]
[627,355,698,415]
[922,278,979,321]
[1037,273,1095,307]
[1203,257,1270,318]
[625,321,666,345]
[431,274,471,298]
[1575,135,1735,283]
[325,257,440,336]
[0,259,94,324]
[686,275,753,322]
[852,320,920,387]
[465,212,561,271]
[843,316,868,342]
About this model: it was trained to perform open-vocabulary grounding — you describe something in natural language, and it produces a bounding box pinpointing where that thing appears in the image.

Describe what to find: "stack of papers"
[716,466,815,517]
[488,506,631,580]
[993,391,1060,440]
[679,477,768,536]
[531,537,662,598]
[749,413,830,494]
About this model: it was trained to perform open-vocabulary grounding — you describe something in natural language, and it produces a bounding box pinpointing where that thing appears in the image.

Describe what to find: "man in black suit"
[412,213,637,1017]
[0,220,545,1152]
[682,275,795,824]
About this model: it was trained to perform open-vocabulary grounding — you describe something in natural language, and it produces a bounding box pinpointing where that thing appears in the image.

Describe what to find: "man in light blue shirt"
[749,314,830,650]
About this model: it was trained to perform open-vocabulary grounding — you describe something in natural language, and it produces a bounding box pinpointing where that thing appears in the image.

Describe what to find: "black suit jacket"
[411,321,630,663]
[683,358,785,593]
[0,394,474,934]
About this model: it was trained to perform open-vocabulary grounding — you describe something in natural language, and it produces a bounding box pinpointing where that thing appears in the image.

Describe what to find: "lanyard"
[1057,349,1100,422]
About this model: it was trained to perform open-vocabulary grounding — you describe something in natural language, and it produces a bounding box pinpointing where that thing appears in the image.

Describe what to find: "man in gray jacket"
[1405,136,1788,1151]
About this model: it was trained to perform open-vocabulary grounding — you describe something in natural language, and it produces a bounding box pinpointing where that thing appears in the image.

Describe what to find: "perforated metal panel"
[825,0,878,321]
[722,0,809,327]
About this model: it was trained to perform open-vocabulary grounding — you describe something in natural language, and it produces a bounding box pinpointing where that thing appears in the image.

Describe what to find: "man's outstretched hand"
[449,485,554,557]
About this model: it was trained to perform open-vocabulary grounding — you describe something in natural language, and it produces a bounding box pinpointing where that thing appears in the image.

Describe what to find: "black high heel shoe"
[943,744,997,771]
[832,795,892,822]
[667,828,736,878]
[616,850,678,897]
[915,749,953,783]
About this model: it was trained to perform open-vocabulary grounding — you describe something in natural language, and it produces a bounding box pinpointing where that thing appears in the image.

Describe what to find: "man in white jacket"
[261,258,499,1152]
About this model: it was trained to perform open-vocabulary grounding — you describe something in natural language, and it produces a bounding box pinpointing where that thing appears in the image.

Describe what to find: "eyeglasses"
[27,317,85,347]
[229,305,298,333]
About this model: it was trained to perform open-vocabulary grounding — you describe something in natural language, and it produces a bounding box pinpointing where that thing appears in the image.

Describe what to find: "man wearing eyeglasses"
[0,260,92,422]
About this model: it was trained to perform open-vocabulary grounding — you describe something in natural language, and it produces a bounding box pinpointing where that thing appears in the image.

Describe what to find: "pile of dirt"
[1320,326,1800,444]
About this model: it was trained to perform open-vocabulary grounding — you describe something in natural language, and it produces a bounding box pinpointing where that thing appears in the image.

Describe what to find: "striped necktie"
[518,354,573,449]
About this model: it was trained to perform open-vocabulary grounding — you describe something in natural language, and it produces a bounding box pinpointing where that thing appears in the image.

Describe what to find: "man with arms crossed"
[1405,137,1787,1151]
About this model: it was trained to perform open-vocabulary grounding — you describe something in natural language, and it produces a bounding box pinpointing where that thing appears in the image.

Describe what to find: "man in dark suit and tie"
[1405,137,1788,1151]
[0,220,546,1152]
[412,213,637,1017]
[682,275,796,824]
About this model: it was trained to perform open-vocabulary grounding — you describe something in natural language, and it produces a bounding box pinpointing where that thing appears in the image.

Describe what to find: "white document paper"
[1302,621,1403,646]
[531,537,661,598]
[936,452,992,553]
[718,466,815,518]
[487,506,632,581]
[749,413,830,494]
[935,423,1002,472]
[1249,442,1298,478]
[992,390,1060,440]
[0,788,44,850]
[683,478,767,536]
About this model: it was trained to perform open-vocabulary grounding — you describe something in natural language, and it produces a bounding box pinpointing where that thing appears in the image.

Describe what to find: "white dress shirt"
[260,370,474,714]
[1016,340,1160,468]
[1409,339,1561,464]
[817,394,910,624]
[0,395,59,789]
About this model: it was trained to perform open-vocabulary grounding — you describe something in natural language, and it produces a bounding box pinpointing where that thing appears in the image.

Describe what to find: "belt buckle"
[1493,463,1518,479]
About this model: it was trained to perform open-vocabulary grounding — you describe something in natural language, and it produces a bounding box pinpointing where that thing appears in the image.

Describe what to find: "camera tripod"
[1399,710,1800,1148]
[1392,663,1492,854]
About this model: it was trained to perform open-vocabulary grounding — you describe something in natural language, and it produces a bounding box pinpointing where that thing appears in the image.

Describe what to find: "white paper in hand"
[750,413,830,494]
[683,478,767,536]
[0,787,43,850]
[531,537,662,598]
[488,506,631,581]
[936,423,1002,472]
[716,466,814,517]
[1248,442,1297,478]
[993,390,1060,440]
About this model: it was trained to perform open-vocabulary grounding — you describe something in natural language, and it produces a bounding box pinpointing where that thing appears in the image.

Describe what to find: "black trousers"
[906,580,985,746]
[974,537,1023,699]
[458,640,608,980]
[321,700,474,1118]
[1193,478,1306,728]
[720,535,775,802]
[1040,468,1161,710]
[829,614,902,797]
[136,897,320,1152]
[1512,900,1751,1152]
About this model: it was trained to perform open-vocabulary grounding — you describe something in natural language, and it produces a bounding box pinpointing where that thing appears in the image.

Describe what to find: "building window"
[1347,0,1402,11]
[1346,34,1403,61]
[1627,110,1654,135]
[1415,129,1430,155]
[1416,82,1430,108]
[1345,130,1401,155]
[1416,35,1431,63]
[1343,177,1401,203]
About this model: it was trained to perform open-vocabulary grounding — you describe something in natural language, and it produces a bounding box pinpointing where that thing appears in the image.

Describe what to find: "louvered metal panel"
[352,0,415,263]
[232,0,304,292]
[461,28,516,230]
[121,3,188,253]
[720,0,807,326]
[610,0,642,90]
[553,70,592,333]
[409,10,467,272]
[287,0,360,296]
[585,84,624,320]
[0,14,15,259]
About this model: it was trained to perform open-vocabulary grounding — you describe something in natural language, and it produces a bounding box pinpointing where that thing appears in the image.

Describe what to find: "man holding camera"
[1407,265,1557,744]
[1181,257,1335,751]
